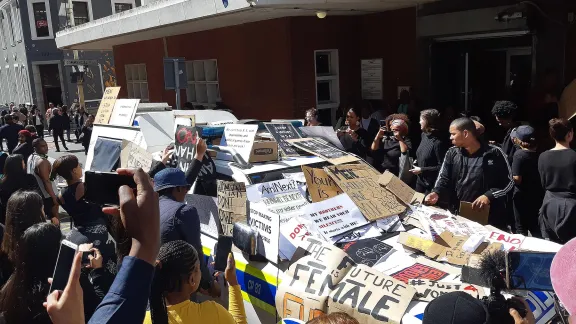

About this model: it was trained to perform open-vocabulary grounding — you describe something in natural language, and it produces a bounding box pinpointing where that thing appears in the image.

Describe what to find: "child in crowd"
[146,240,247,324]
[511,125,543,237]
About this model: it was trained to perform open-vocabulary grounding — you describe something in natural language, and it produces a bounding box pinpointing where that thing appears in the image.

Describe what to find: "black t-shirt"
[377,137,412,175]
[538,149,576,193]
[457,150,485,203]
[512,150,542,195]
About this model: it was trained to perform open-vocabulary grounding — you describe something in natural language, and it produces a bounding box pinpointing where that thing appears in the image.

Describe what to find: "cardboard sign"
[328,264,416,324]
[109,99,139,126]
[397,232,435,254]
[437,233,471,266]
[325,164,406,221]
[265,123,302,157]
[174,125,202,172]
[487,231,525,251]
[341,238,394,267]
[223,124,259,162]
[120,140,153,172]
[299,126,345,150]
[408,279,485,302]
[217,180,247,236]
[459,201,490,225]
[95,86,120,124]
[302,166,343,203]
[379,171,425,205]
[300,193,369,239]
[288,138,358,164]
[248,203,280,263]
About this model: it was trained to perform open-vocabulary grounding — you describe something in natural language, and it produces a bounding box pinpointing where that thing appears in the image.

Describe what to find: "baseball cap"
[551,237,576,315]
[510,125,535,142]
[153,168,189,192]
[423,291,489,324]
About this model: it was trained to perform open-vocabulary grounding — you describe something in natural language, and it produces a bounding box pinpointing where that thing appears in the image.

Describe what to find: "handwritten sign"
[247,178,300,202]
[223,124,258,162]
[95,86,120,124]
[279,217,313,260]
[217,180,247,236]
[437,233,471,266]
[288,138,358,164]
[109,99,139,126]
[265,123,302,157]
[341,238,393,267]
[487,231,525,251]
[248,203,280,263]
[302,166,343,203]
[300,193,368,239]
[247,178,309,224]
[325,164,406,221]
[120,140,153,172]
[174,125,201,172]
[408,279,484,302]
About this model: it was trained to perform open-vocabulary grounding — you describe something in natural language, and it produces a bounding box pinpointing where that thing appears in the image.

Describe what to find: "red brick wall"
[112,8,417,120]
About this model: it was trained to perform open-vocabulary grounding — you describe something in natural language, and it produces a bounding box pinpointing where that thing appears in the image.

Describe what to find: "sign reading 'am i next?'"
[264,123,301,157]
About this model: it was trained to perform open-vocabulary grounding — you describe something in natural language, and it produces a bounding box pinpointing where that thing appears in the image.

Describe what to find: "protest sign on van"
[302,166,343,203]
[217,180,247,236]
[174,125,202,172]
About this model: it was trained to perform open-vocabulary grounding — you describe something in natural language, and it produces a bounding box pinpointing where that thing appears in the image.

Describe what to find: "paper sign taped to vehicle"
[248,203,280,263]
[217,180,247,236]
[120,140,153,172]
[302,165,343,203]
[223,124,258,162]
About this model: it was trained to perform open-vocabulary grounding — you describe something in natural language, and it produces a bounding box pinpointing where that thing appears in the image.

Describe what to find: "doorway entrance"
[430,35,533,140]
[39,64,63,107]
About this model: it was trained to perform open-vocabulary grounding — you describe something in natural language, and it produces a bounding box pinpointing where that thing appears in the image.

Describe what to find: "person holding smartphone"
[145,240,246,324]
[337,107,371,160]
[371,117,412,176]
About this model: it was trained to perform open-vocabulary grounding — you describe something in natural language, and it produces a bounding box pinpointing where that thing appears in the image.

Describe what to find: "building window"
[73,1,90,26]
[114,3,132,14]
[185,60,220,107]
[28,0,53,40]
[125,64,149,102]
[314,50,340,110]
[2,8,14,45]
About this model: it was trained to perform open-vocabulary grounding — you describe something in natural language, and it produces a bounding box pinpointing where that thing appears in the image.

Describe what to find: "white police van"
[85,109,326,324]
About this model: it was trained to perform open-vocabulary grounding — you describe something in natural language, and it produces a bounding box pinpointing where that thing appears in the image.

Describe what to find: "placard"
[459,201,490,225]
[300,193,369,239]
[332,224,383,244]
[247,178,300,202]
[120,140,153,172]
[217,180,247,236]
[109,98,139,126]
[223,124,258,162]
[174,126,202,173]
[95,86,120,124]
[248,203,280,263]
[487,231,525,251]
[278,217,315,261]
[302,166,343,203]
[325,164,406,220]
[327,264,415,324]
[265,123,301,157]
[379,171,425,205]
[299,126,345,150]
[341,238,393,267]
[247,178,309,224]
[408,279,484,302]
[288,138,357,165]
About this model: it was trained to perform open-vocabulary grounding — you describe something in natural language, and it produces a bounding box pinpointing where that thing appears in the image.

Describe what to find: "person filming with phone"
[424,117,514,230]
[371,116,412,176]
[337,107,372,160]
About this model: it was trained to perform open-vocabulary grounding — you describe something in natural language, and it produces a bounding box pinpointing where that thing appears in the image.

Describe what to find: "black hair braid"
[149,240,199,324]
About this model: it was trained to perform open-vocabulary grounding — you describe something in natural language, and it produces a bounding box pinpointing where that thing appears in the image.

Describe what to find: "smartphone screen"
[84,171,137,206]
[506,251,555,291]
[214,236,233,272]
[49,240,78,293]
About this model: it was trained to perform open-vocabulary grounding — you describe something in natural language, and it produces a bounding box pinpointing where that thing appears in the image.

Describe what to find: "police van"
[85,109,326,324]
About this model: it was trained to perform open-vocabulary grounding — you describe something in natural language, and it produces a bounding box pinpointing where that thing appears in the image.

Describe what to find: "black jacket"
[48,114,66,132]
[433,144,513,213]
[415,131,449,190]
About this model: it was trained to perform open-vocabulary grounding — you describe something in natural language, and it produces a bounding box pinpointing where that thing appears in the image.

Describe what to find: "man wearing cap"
[510,125,543,237]
[425,117,514,230]
[153,168,220,298]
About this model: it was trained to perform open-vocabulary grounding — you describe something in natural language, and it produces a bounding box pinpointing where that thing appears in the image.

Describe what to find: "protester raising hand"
[509,298,535,324]
[195,137,207,161]
[44,251,85,324]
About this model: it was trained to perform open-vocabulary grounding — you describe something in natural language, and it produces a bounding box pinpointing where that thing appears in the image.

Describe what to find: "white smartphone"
[49,240,78,293]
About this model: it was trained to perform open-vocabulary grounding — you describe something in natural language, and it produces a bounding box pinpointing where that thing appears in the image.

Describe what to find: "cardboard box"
[249,140,278,163]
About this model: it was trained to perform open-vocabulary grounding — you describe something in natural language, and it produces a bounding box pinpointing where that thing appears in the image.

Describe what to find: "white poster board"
[223,124,259,162]
[109,99,139,126]
[248,203,280,263]
[361,59,383,100]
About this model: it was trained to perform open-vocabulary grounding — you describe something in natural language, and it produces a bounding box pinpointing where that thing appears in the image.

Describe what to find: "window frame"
[185,59,220,108]
[112,0,135,14]
[71,0,93,26]
[314,49,340,110]
[125,63,149,102]
[27,0,53,40]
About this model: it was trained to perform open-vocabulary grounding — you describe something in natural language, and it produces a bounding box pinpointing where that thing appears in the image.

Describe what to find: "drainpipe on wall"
[66,0,85,110]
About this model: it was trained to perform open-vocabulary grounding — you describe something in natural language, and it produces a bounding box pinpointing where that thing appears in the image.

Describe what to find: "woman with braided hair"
[145,240,247,324]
